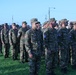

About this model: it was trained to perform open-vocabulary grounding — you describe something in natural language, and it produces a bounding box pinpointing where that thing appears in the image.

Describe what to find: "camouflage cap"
[69,22,73,26]
[43,21,49,26]
[49,18,56,22]
[4,23,8,27]
[12,23,16,26]
[33,21,40,24]
[22,21,27,25]
[73,21,76,25]
[31,18,38,24]
[60,19,69,23]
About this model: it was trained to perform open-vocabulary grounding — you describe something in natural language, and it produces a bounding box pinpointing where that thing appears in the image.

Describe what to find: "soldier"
[0,25,2,54]
[43,19,58,75]
[18,21,29,63]
[69,22,76,69]
[58,19,69,74]
[25,18,43,75]
[42,21,49,32]
[1,23,9,58]
[54,23,59,30]
[67,22,73,64]
[9,23,18,60]
[68,22,73,32]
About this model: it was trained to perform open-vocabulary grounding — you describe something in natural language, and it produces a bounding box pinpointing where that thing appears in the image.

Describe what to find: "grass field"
[0,53,76,75]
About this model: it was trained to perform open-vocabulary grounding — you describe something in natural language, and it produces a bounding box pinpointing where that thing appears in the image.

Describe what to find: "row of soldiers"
[0,18,76,75]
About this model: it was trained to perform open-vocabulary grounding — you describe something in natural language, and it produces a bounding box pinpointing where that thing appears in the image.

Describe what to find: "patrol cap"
[73,21,76,25]
[69,22,73,26]
[49,18,56,22]
[51,23,58,27]
[60,19,69,23]
[4,23,8,27]
[22,21,27,25]
[31,18,38,24]
[43,21,49,26]
[12,23,16,26]
[33,21,40,24]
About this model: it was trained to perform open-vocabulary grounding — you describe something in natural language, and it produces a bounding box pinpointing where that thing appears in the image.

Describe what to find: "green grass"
[0,53,76,75]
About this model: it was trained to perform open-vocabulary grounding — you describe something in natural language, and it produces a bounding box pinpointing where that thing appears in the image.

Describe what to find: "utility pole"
[48,7,55,20]
[45,15,47,21]
[12,15,14,23]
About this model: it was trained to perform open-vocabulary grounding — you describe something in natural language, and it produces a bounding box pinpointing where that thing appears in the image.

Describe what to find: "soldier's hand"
[10,43,13,45]
[29,53,33,58]
[2,41,4,44]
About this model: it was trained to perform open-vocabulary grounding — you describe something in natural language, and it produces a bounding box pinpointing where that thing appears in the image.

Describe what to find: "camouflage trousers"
[67,45,71,64]
[20,44,28,62]
[3,43,9,58]
[0,43,2,53]
[59,46,68,69]
[11,44,18,60]
[71,45,76,66]
[29,51,41,75]
[45,49,58,75]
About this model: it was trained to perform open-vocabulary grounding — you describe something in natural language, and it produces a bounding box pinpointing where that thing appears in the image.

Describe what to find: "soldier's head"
[22,21,27,28]
[69,22,73,29]
[31,18,39,29]
[31,18,38,24]
[49,18,56,24]
[73,22,76,30]
[4,23,8,29]
[36,21,41,30]
[42,21,49,29]
[59,19,69,28]
[12,23,16,29]
[54,23,59,30]
[31,20,40,29]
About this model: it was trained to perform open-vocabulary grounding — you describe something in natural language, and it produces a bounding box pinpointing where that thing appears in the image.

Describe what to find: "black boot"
[61,68,68,75]
[51,71,56,75]
[72,64,76,69]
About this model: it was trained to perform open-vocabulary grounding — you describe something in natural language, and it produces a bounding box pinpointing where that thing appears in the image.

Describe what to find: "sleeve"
[25,30,31,54]
[1,30,4,43]
[17,29,22,39]
[68,30,73,45]
[43,29,49,49]
[41,31,44,52]
[9,30,13,44]
[58,29,62,46]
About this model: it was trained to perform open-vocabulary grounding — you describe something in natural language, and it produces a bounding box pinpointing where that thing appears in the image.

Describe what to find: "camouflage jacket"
[43,28,58,51]
[1,28,9,44]
[9,29,18,44]
[18,27,28,44]
[58,28,69,46]
[69,29,76,45]
[25,29,43,54]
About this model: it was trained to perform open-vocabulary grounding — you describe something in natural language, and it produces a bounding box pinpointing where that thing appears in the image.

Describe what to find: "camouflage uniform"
[9,27,18,60]
[43,27,58,75]
[1,24,9,58]
[0,29,2,53]
[58,19,69,73]
[25,26,43,75]
[69,22,76,69]
[18,27,28,62]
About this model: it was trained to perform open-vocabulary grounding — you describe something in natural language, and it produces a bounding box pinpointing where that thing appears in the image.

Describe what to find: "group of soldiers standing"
[0,18,76,75]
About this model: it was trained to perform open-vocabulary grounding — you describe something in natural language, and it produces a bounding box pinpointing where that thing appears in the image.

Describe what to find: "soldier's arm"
[25,30,31,54]
[43,29,49,49]
[68,30,73,44]
[41,31,44,51]
[9,30,13,45]
[17,28,22,39]
[1,30,4,43]
[58,29,62,46]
